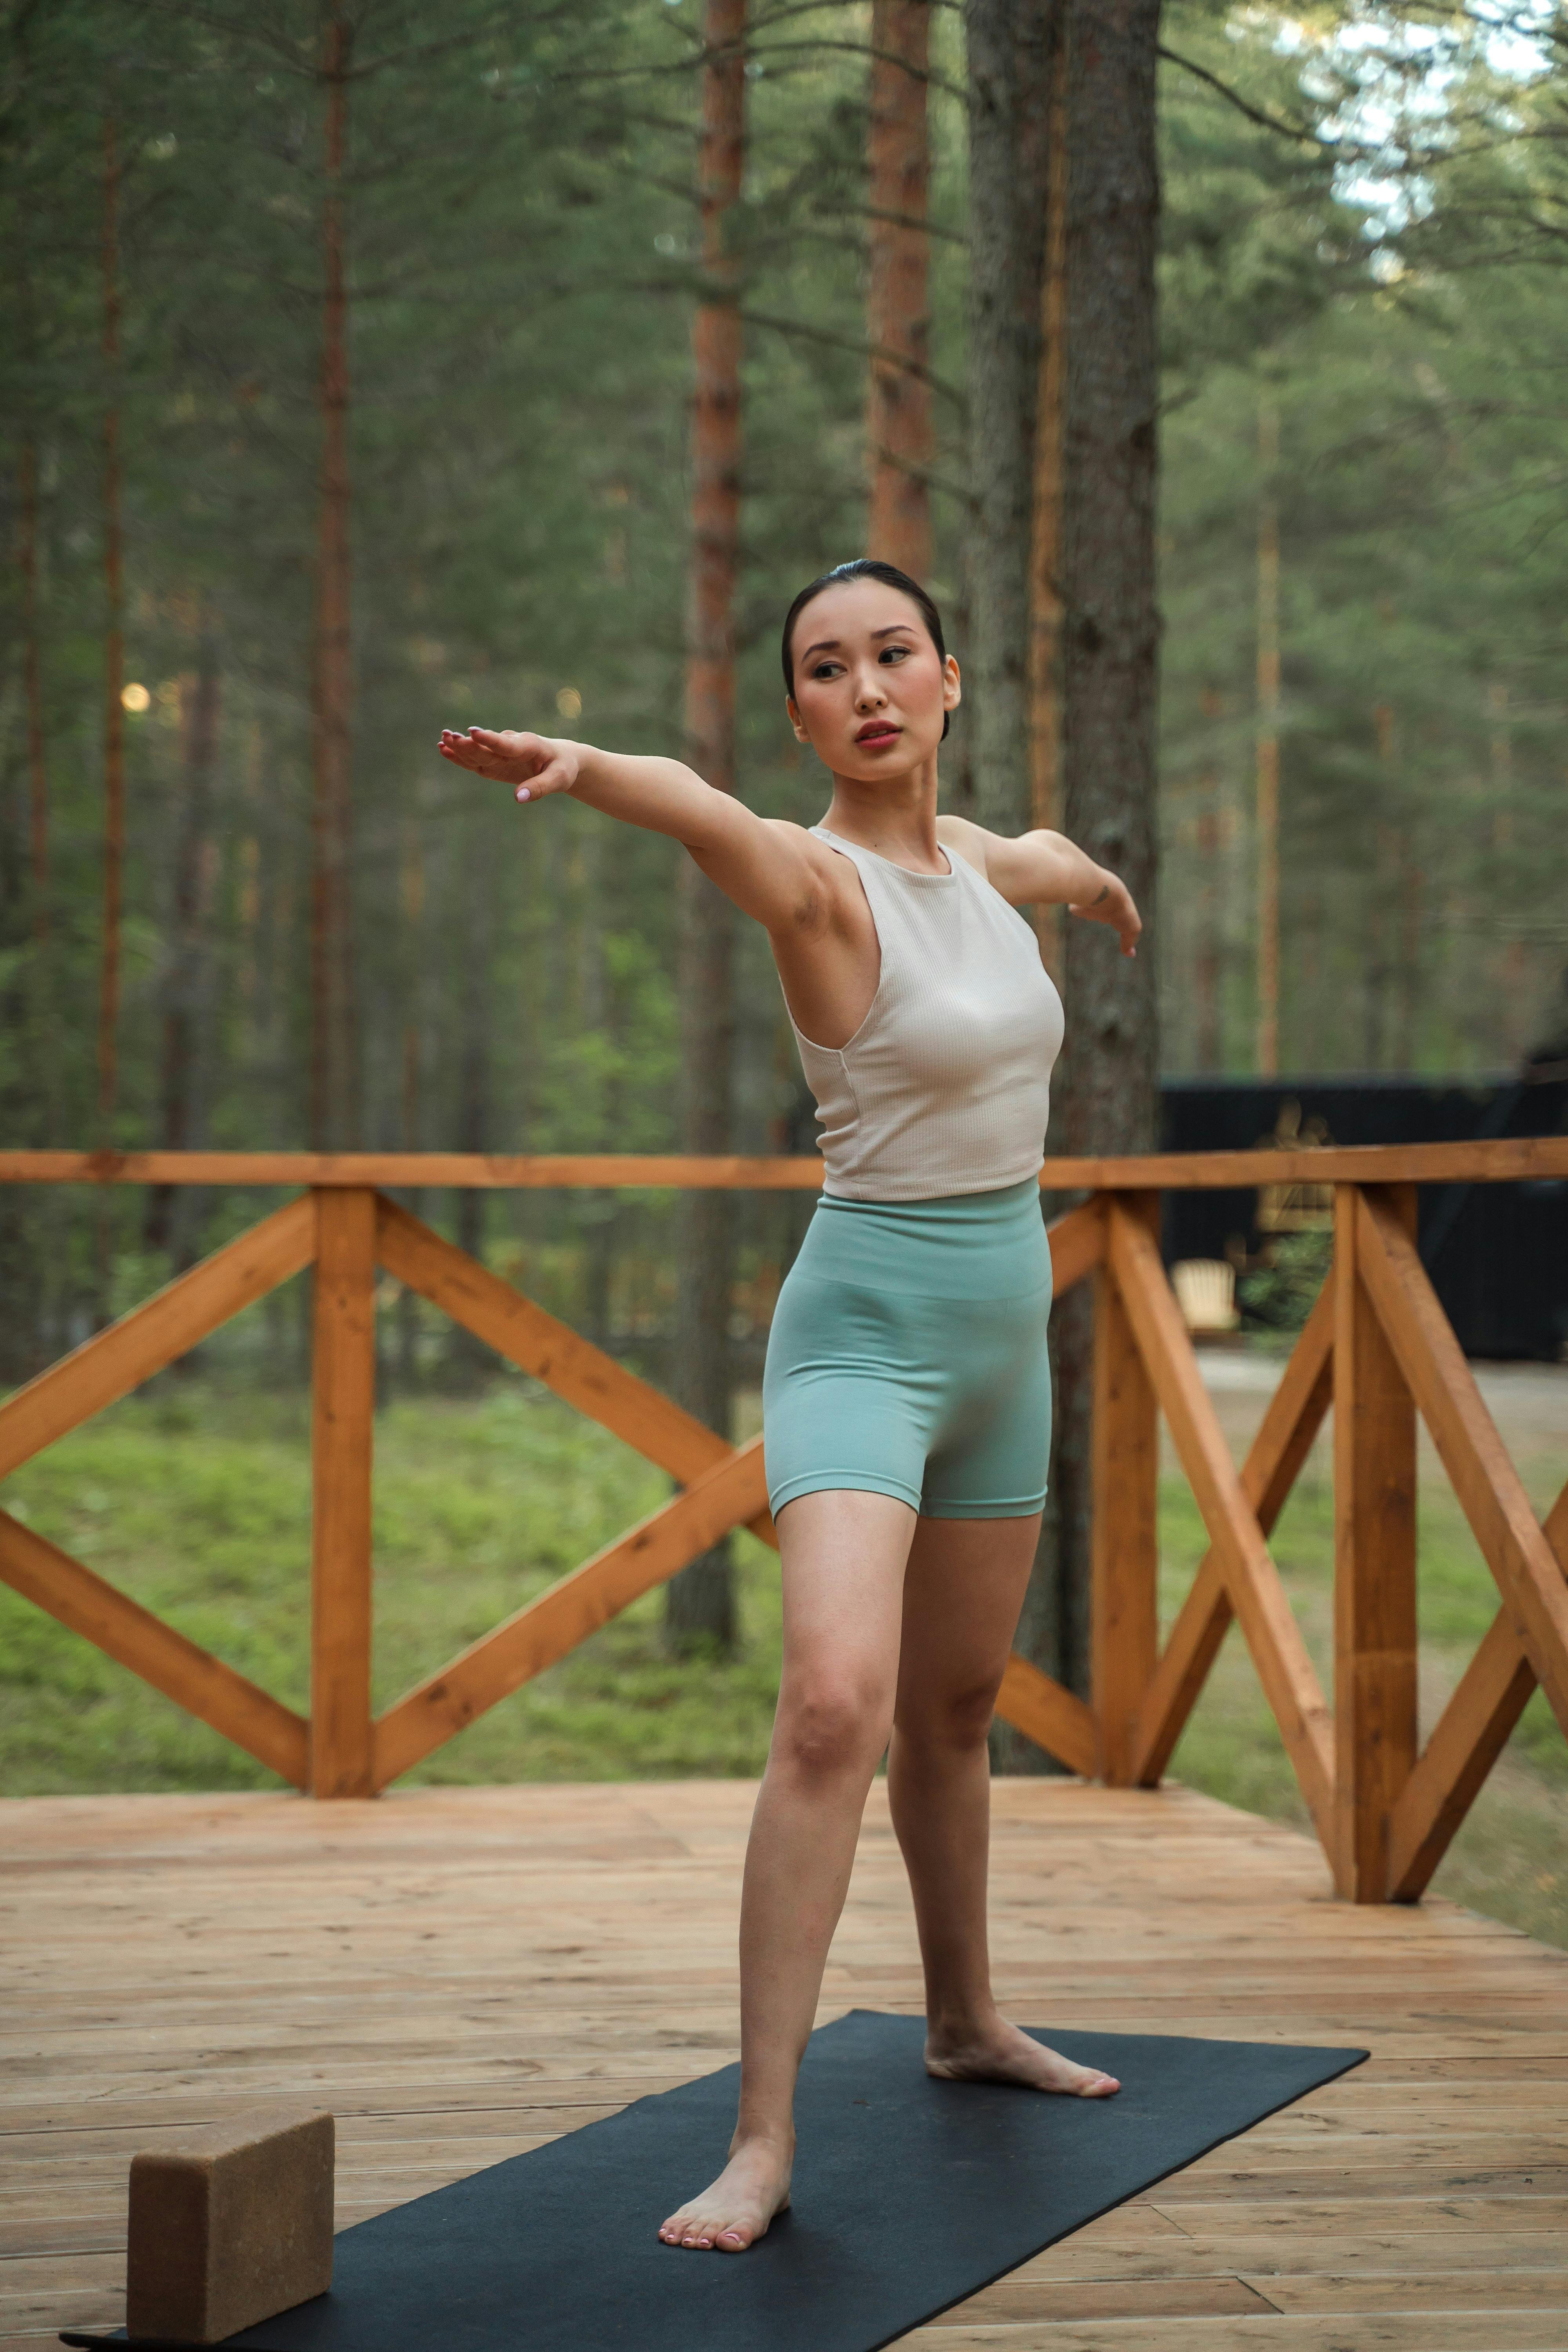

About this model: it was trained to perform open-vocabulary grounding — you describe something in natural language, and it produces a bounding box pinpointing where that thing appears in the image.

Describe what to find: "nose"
[854,664,887,711]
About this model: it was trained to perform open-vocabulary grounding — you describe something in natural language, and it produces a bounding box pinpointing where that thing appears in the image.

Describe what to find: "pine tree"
[667,0,748,1655]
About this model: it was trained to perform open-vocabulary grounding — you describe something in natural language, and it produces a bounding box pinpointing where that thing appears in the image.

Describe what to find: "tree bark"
[967,1,1065,1771]
[147,612,221,1263]
[310,9,357,1151]
[964,0,1056,832]
[98,116,125,1146]
[1027,20,1070,957]
[20,441,48,953]
[447,821,494,1390]
[668,0,746,1653]
[866,0,933,579]
[1049,0,1163,1704]
[1256,394,1281,1076]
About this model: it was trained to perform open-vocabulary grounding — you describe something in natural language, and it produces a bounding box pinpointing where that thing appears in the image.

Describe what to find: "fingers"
[1066,900,1140,958]
[514,758,573,803]
[435,728,577,806]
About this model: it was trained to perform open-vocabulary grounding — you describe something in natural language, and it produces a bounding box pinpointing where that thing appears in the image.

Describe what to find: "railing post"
[310,1187,376,1798]
[1333,1181,1418,1898]
[1092,1191,1161,1784]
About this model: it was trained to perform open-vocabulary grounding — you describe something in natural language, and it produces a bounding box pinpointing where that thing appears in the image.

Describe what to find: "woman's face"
[786,578,960,777]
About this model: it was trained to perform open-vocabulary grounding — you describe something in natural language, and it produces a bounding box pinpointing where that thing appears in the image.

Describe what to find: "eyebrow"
[800,622,918,659]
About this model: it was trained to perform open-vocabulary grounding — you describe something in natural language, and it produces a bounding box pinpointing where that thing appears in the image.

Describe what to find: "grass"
[0,1379,783,1793]
[1,1374,1564,1951]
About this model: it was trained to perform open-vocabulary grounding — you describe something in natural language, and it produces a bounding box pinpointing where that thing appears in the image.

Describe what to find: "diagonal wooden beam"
[995,1653,1098,1778]
[1387,1609,1537,1902]
[1355,1189,1568,1737]
[0,1509,308,1786]
[1388,1477,1568,1901]
[1132,1270,1336,1786]
[1046,1199,1105,1296]
[0,1196,316,1481]
[372,1437,771,1788]
[1105,1201,1335,1848]
[375,1194,775,1546]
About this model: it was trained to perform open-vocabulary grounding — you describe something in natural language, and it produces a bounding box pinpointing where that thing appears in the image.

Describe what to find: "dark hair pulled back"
[780,558,950,740]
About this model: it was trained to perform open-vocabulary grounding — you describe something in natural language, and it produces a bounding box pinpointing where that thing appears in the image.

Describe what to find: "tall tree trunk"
[1048,0,1163,1703]
[147,613,221,1261]
[964,0,1055,831]
[1255,394,1281,1076]
[394,813,425,1392]
[98,117,125,1148]
[1027,21,1069,977]
[310,9,356,1150]
[866,0,933,578]
[94,116,126,1322]
[968,0,1063,1770]
[448,827,494,1390]
[667,0,746,1655]
[1194,789,1221,1069]
[20,441,48,954]
[19,434,58,1162]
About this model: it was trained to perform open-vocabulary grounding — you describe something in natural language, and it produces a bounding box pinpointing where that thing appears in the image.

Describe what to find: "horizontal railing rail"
[2,1137,1566,1188]
[0,1145,1564,1906]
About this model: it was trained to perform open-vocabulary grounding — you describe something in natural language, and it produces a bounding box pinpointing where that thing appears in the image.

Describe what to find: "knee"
[898,1676,1000,1757]
[775,1676,891,1786]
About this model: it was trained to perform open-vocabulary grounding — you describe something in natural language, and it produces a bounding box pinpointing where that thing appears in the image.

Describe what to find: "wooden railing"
[1,1140,1565,1906]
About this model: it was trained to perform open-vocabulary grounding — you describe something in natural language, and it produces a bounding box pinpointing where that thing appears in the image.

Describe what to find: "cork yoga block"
[126,2109,334,2345]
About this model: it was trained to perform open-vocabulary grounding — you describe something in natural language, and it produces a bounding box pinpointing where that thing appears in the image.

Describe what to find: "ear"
[785,693,811,745]
[942,655,962,713]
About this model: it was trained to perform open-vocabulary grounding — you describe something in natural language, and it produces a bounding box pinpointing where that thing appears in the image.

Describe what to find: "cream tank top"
[788,826,1065,1202]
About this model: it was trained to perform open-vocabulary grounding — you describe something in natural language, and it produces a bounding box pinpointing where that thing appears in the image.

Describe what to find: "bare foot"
[926,2015,1120,2098]
[657,2132,794,2253]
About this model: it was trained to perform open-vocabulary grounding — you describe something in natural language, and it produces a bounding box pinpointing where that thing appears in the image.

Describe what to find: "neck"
[820,751,944,871]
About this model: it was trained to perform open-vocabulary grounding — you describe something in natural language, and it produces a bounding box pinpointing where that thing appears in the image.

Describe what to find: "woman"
[438,558,1142,2256]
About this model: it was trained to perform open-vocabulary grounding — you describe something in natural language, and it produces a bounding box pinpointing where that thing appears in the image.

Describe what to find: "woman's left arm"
[937,817,1142,958]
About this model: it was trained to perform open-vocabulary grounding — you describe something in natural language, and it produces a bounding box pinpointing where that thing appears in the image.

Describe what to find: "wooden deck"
[4,1777,1566,2350]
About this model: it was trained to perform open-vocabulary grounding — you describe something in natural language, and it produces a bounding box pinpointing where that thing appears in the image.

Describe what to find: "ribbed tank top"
[788,826,1065,1202]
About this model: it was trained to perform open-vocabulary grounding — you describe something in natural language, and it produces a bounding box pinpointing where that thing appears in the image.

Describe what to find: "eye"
[878,644,911,664]
[810,659,843,680]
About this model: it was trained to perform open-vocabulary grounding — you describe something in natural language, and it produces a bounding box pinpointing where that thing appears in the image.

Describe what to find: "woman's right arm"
[438,727,818,933]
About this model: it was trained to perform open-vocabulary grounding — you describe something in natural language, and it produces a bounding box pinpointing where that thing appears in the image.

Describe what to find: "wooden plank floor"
[3,1777,1566,2350]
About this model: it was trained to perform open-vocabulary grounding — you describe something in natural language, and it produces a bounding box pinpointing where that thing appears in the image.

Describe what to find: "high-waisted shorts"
[762,1177,1053,1522]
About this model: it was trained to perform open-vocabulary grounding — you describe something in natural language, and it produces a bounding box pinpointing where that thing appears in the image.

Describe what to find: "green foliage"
[5,4,1567,1352]
[1239,1225,1334,1332]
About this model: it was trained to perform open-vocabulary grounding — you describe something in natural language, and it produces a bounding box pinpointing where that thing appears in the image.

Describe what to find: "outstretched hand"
[437,727,580,803]
[1068,874,1142,958]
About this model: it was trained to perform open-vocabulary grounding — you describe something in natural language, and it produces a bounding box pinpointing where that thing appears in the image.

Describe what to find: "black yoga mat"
[67,2009,1366,2352]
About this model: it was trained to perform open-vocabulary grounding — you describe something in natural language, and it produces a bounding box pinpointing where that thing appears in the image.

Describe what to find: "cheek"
[795,680,840,733]
[901,659,945,713]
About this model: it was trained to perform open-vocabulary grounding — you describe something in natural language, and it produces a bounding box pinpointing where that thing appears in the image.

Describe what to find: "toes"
[716,2225,751,2251]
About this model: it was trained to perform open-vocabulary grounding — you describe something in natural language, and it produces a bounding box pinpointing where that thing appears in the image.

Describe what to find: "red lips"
[855,722,900,745]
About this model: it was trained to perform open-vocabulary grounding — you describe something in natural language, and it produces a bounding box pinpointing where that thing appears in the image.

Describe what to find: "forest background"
[6,0,1568,1332]
[2,2,1566,1933]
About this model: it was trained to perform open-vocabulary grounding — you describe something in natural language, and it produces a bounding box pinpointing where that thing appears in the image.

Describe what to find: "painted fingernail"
[516,786,530,802]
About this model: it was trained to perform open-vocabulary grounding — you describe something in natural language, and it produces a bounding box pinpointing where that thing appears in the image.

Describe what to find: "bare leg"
[887,1515,1119,2099]
[659,1489,916,2252]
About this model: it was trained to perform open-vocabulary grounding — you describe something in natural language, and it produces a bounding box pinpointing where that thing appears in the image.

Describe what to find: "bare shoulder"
[934,812,994,879]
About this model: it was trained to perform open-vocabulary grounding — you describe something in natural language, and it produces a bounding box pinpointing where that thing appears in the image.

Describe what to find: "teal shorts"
[762,1177,1053,1522]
